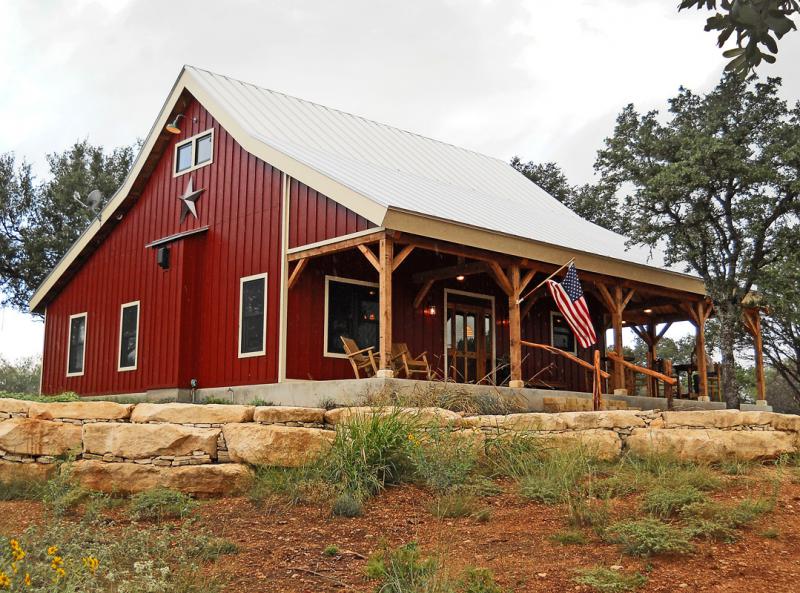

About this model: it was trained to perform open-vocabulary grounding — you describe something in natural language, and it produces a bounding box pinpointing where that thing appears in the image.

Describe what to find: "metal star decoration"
[178,176,204,223]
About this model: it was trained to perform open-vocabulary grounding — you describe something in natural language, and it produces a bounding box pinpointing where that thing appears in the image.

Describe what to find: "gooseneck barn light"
[165,114,185,134]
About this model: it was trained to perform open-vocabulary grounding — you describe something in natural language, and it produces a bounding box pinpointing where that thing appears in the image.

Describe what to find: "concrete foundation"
[82,378,771,412]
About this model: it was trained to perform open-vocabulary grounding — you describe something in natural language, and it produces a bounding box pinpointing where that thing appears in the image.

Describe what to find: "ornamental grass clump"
[128,487,198,521]
[411,427,479,493]
[642,485,706,519]
[573,567,647,592]
[683,497,774,542]
[605,519,693,557]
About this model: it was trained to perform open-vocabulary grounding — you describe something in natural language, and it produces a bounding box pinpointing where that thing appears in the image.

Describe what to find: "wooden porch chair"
[340,336,378,379]
[391,343,432,380]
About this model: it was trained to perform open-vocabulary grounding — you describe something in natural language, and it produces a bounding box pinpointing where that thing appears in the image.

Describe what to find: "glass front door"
[446,299,494,384]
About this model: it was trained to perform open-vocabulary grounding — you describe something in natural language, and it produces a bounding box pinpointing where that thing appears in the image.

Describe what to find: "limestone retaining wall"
[1,399,799,496]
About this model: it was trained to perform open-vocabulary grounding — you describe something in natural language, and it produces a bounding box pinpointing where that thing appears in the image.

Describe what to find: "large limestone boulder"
[769,413,800,432]
[466,411,646,432]
[28,401,133,421]
[0,399,32,416]
[535,429,622,461]
[0,418,81,456]
[323,406,461,427]
[82,423,219,460]
[0,460,56,483]
[130,402,254,425]
[254,406,325,425]
[659,410,772,429]
[222,424,334,466]
[71,460,252,497]
[627,428,796,462]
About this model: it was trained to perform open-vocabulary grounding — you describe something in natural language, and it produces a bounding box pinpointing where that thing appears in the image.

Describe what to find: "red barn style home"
[30,66,768,408]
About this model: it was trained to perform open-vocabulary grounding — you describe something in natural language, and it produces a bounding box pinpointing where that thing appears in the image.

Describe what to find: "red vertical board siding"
[41,98,282,395]
[288,184,375,249]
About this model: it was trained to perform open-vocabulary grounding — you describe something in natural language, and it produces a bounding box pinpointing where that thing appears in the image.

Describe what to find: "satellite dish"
[72,189,103,213]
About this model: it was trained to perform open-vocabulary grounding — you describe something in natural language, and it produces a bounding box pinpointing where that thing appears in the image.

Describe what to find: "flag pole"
[517,258,575,304]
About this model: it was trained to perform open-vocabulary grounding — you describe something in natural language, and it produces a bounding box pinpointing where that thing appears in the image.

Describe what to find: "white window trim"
[117,301,140,372]
[443,289,496,383]
[323,275,379,359]
[173,128,215,177]
[66,312,87,377]
[238,272,268,358]
[550,311,578,355]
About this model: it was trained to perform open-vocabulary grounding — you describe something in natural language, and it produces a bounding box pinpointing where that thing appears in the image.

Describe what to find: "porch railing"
[606,351,677,410]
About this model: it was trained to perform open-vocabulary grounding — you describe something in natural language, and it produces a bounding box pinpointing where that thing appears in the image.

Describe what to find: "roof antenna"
[73,190,104,219]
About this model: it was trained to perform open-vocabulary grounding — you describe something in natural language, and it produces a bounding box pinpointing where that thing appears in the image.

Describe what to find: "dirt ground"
[2,472,800,592]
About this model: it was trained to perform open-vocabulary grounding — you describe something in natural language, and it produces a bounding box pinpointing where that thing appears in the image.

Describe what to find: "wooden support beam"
[392,245,415,272]
[509,264,523,388]
[488,262,514,297]
[685,300,714,400]
[520,268,537,294]
[596,283,636,392]
[743,307,767,403]
[357,244,382,273]
[411,261,488,284]
[287,230,384,261]
[378,237,393,375]
[287,258,308,291]
[413,279,435,309]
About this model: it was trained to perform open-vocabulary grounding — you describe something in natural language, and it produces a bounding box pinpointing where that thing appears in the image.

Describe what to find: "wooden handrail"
[521,341,611,379]
[606,351,677,385]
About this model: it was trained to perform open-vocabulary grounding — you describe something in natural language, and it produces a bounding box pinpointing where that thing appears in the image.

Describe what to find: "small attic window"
[174,129,214,176]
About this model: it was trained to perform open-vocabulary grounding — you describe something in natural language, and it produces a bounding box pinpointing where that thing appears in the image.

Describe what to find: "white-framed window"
[174,128,214,176]
[239,273,268,358]
[550,311,577,354]
[66,312,87,377]
[118,301,140,371]
[323,276,379,358]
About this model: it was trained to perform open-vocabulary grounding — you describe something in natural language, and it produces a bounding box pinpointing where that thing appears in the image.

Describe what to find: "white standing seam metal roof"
[188,66,680,272]
[29,65,702,312]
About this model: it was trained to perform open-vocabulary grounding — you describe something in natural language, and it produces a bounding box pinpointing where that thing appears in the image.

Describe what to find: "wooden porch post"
[646,324,657,397]
[597,284,635,394]
[377,236,394,377]
[743,307,767,406]
[509,264,523,388]
[684,301,713,401]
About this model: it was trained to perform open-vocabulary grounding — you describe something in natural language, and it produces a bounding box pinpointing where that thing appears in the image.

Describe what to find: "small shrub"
[412,427,478,493]
[683,498,773,541]
[128,487,198,521]
[332,492,363,517]
[568,498,610,532]
[458,567,505,593]
[40,463,90,517]
[318,397,338,410]
[642,485,705,518]
[365,542,440,590]
[190,535,239,560]
[605,519,693,557]
[616,453,721,493]
[549,530,588,545]
[574,567,647,592]
[473,507,492,523]
[515,445,598,505]
[429,491,478,519]
[323,544,340,557]
[0,479,43,501]
[761,528,779,539]
[591,474,638,499]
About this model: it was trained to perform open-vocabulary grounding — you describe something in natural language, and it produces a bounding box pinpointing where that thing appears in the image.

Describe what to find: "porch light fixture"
[456,275,465,281]
[643,308,653,314]
[423,304,437,316]
[166,114,185,134]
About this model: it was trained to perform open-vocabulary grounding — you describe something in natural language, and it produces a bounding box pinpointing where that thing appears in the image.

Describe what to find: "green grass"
[412,427,479,493]
[549,530,589,545]
[128,487,198,521]
[190,535,239,560]
[595,453,721,499]
[0,390,80,402]
[642,485,706,519]
[683,498,774,542]
[574,567,647,592]
[323,544,340,557]
[0,479,44,501]
[429,491,481,519]
[248,465,334,507]
[332,492,363,517]
[605,519,693,557]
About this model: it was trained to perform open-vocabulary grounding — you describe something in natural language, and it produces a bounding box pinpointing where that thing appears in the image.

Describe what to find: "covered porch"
[280,229,768,407]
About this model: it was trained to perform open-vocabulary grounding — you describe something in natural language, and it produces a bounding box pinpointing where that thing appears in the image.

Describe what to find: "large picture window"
[67,313,87,377]
[118,301,140,371]
[324,276,379,357]
[239,273,267,357]
[550,311,577,354]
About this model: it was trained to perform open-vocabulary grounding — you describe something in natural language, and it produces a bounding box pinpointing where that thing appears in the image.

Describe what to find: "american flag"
[546,263,597,349]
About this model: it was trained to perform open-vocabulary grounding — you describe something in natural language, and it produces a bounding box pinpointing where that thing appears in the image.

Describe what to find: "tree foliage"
[0,355,41,394]
[509,157,621,232]
[0,140,136,310]
[679,0,799,72]
[594,75,800,407]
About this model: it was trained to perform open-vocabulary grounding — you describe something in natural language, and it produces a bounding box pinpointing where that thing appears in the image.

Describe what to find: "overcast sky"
[1,0,798,362]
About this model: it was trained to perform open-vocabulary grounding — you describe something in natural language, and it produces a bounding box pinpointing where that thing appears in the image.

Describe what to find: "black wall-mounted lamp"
[156,245,170,269]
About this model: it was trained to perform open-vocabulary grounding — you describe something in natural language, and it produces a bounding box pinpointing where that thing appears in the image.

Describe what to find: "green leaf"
[722,47,745,57]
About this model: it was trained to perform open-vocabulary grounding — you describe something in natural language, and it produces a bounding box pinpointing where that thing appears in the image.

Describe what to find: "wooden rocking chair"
[340,336,378,379]
[392,343,432,380]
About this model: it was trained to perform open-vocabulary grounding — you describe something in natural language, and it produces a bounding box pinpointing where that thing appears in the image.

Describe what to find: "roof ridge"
[184,65,507,166]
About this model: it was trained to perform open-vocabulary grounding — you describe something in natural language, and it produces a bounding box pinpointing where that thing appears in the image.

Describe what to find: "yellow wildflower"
[47,545,59,556]
[9,540,25,561]
[0,571,9,589]
[82,556,99,574]
[24,573,31,587]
